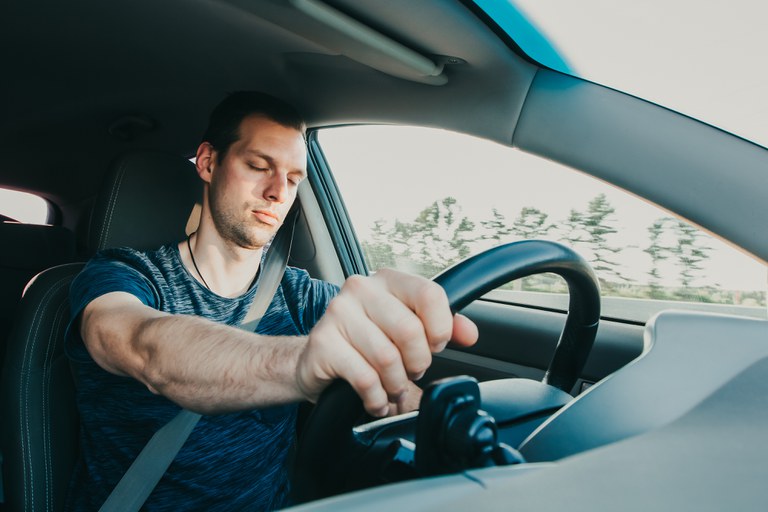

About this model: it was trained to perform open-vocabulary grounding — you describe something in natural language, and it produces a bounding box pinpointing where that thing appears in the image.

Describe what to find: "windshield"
[475,0,768,149]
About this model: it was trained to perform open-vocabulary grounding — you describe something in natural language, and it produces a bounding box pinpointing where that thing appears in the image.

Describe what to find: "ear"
[195,142,217,184]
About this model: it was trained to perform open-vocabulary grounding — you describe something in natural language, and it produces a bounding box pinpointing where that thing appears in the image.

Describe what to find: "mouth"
[252,209,280,226]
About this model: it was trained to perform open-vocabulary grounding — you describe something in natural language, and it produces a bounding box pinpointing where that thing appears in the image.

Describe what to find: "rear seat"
[0,222,76,371]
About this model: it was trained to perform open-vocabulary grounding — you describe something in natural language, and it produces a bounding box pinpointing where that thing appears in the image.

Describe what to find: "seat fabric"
[0,223,76,373]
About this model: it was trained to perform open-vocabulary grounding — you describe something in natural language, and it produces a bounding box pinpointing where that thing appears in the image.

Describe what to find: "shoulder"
[71,244,180,310]
[91,244,177,270]
[83,244,182,281]
[278,267,339,332]
[281,266,339,304]
[66,245,179,360]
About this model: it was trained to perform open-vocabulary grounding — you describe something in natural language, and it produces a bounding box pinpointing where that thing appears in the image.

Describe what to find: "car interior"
[1,1,767,511]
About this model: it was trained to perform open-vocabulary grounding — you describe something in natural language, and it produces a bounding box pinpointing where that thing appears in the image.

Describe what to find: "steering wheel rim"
[292,240,601,502]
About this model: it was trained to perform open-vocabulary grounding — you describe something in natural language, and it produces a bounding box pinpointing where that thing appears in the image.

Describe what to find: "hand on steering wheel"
[296,268,478,417]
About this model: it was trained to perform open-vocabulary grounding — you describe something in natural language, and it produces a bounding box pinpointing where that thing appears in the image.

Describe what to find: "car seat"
[0,151,201,512]
[0,223,76,376]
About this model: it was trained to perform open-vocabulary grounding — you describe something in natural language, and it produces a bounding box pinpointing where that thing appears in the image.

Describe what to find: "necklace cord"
[186,233,212,290]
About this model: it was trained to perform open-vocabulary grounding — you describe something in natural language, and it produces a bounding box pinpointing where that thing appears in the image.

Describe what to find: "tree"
[560,194,624,289]
[450,216,477,260]
[642,216,714,301]
[644,218,673,299]
[408,197,476,274]
[560,209,587,245]
[671,219,712,297]
[508,206,558,292]
[512,206,554,240]
[362,219,396,271]
[364,197,478,278]
[481,208,512,244]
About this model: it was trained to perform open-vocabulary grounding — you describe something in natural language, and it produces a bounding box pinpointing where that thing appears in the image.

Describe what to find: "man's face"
[204,115,307,249]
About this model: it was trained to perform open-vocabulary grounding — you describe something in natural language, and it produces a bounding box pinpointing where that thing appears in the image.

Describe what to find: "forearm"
[134,314,423,416]
[136,314,307,413]
[84,299,307,414]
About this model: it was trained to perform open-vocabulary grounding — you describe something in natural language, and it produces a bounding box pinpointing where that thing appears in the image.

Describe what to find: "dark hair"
[202,91,306,162]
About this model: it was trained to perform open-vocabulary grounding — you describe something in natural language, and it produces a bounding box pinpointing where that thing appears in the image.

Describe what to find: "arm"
[82,269,478,417]
[81,292,307,414]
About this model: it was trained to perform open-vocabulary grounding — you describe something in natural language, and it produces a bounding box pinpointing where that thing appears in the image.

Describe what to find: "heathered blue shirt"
[65,244,339,511]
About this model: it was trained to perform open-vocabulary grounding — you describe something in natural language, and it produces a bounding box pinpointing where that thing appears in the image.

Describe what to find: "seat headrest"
[88,151,202,253]
[0,222,76,269]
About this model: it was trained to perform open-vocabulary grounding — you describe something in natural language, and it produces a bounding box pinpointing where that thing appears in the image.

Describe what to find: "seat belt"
[99,207,299,512]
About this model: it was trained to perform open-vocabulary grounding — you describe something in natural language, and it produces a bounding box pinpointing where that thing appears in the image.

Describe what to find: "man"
[65,92,478,510]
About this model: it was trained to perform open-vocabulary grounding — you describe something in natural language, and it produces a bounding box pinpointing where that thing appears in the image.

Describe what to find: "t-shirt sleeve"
[278,267,340,334]
[303,278,340,330]
[66,249,159,361]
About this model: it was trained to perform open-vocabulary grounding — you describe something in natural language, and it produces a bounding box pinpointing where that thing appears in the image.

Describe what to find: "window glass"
[318,125,767,322]
[0,188,50,224]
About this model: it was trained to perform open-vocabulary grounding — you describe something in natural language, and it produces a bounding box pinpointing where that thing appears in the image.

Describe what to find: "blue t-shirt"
[65,244,339,511]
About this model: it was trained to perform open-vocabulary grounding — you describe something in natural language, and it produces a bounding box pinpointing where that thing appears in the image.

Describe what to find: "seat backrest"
[0,151,201,512]
[1,263,83,512]
[0,223,76,372]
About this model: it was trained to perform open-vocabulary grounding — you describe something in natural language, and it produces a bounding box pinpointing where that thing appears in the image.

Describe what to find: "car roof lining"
[1,0,534,205]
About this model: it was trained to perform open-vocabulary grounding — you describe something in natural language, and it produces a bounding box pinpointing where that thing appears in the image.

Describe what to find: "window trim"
[306,130,369,277]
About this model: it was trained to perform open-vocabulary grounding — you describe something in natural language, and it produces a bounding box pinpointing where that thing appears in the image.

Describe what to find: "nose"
[263,172,289,203]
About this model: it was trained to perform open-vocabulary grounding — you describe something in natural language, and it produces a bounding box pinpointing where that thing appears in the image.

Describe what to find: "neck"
[182,229,264,298]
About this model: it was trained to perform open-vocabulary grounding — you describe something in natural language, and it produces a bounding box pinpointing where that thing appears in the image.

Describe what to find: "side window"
[0,188,50,224]
[317,126,767,322]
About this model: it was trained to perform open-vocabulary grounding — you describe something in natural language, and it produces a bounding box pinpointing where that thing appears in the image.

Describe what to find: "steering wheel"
[292,240,601,502]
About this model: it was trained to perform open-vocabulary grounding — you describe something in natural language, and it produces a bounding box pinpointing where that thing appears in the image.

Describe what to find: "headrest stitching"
[18,275,71,510]
[97,160,129,251]
[42,298,70,511]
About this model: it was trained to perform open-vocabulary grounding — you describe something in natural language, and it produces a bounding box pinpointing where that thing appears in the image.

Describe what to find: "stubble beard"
[209,188,278,251]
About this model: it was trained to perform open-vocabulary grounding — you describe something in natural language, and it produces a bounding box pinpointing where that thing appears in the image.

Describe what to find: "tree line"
[361,194,764,306]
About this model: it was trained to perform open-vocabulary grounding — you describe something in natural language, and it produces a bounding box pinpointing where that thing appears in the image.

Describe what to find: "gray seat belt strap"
[99,207,299,512]
[98,410,202,512]
[238,206,298,332]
